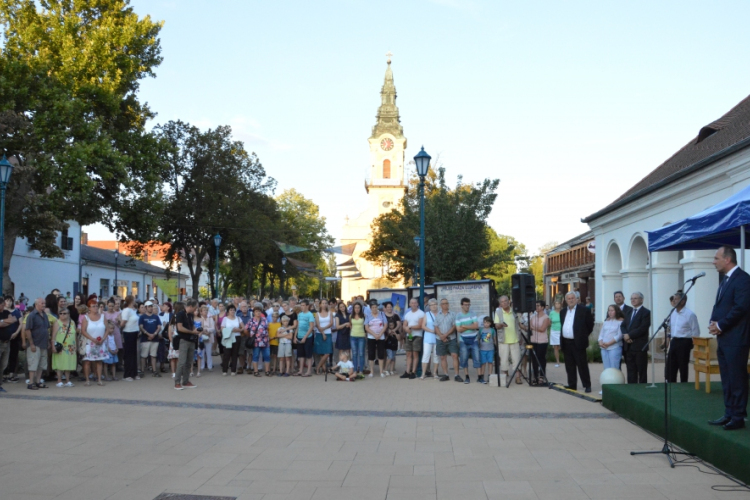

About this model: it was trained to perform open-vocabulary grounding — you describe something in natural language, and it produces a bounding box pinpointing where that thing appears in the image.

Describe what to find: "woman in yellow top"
[267,311,281,375]
[349,302,366,379]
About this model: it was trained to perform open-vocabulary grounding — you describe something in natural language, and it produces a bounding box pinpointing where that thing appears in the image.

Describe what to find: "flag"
[274,241,309,254]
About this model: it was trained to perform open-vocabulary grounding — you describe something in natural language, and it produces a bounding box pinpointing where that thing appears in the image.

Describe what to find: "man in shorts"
[401,298,425,379]
[435,298,459,382]
[24,298,50,390]
[138,301,162,377]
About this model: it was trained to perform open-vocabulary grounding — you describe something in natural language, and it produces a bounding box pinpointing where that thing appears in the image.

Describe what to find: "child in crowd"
[268,312,280,374]
[276,315,294,377]
[478,316,496,385]
[102,334,119,381]
[334,351,355,381]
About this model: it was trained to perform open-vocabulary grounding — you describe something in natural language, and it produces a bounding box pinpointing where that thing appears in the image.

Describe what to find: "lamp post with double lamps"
[214,234,222,299]
[413,147,431,309]
[0,155,15,295]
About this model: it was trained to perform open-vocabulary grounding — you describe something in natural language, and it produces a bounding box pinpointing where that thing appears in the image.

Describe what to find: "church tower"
[341,53,407,299]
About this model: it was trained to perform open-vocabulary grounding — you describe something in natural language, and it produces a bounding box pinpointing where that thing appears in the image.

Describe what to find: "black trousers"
[561,338,591,390]
[531,342,548,380]
[625,348,648,384]
[122,331,139,379]
[4,336,20,374]
[221,339,240,373]
[666,337,693,383]
[717,343,750,421]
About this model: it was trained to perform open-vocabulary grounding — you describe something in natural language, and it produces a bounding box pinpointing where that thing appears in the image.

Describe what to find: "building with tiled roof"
[583,93,750,331]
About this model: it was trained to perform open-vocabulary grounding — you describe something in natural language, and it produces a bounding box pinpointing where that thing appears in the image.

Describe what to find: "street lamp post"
[413,146,431,309]
[214,234,222,299]
[281,256,287,298]
[113,248,119,298]
[0,155,15,296]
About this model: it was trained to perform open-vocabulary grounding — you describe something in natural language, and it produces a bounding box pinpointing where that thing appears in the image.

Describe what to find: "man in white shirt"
[559,291,594,392]
[401,298,425,379]
[667,291,699,383]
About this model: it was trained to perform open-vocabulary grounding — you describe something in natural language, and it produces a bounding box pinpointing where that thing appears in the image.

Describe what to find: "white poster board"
[435,281,493,320]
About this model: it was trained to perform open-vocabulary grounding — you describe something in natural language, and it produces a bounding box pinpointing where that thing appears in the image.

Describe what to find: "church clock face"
[380,138,394,151]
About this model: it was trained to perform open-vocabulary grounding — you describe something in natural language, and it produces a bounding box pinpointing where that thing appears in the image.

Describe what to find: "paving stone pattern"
[0,360,744,500]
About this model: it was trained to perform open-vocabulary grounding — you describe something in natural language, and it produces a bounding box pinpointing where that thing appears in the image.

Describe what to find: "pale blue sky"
[88,0,750,254]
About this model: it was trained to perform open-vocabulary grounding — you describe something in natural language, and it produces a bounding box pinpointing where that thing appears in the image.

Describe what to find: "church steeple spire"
[371,52,404,139]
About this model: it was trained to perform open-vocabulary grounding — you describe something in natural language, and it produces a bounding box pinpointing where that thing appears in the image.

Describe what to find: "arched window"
[383,159,391,179]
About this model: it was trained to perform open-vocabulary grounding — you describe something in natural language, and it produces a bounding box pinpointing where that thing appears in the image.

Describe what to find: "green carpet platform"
[603,382,750,484]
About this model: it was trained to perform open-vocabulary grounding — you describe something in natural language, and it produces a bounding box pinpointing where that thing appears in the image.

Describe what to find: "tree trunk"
[2,227,19,297]
[260,264,268,299]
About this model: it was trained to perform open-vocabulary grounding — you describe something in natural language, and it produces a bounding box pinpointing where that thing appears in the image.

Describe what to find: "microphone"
[686,272,706,282]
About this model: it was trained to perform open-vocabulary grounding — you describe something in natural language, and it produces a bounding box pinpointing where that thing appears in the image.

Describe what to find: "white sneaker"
[25,379,30,384]
[368,374,373,378]
[65,382,74,387]
[123,377,134,382]
[56,382,64,388]
[554,364,560,367]
[222,372,227,377]
[231,372,236,376]
[135,376,141,380]
[171,373,176,378]
[40,378,45,384]
[381,373,386,378]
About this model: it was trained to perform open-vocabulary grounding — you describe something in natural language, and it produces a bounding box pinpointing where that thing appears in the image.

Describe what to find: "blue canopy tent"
[646,183,750,267]
[639,185,750,386]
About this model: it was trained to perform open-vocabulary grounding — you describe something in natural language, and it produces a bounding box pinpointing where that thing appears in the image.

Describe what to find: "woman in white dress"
[81,303,111,386]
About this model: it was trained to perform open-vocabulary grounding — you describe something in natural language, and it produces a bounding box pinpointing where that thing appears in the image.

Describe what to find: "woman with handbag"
[220,304,243,376]
[52,308,77,387]
[248,306,270,377]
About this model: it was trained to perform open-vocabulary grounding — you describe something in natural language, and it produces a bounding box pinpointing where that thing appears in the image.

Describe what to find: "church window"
[383,159,391,179]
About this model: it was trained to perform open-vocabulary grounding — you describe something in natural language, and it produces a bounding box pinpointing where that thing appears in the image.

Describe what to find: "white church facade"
[584,94,750,335]
[341,54,408,299]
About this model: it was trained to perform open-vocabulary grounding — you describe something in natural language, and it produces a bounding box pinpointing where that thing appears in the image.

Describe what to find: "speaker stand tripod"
[506,310,547,388]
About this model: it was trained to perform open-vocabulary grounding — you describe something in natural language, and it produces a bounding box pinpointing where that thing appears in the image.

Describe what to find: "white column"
[680,250,718,336]
[650,264,682,335]
[601,272,623,323]
[622,270,649,305]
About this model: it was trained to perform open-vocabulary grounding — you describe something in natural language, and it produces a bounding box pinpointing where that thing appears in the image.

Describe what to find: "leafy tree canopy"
[363,167,501,283]
[0,0,166,292]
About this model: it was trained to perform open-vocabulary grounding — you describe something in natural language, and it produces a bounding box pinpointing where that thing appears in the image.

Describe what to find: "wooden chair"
[693,336,720,393]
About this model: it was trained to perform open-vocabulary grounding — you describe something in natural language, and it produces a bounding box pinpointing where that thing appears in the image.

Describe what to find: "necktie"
[717,275,728,300]
[631,309,637,322]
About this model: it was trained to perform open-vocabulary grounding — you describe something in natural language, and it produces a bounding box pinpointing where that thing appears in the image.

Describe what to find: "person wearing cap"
[138,301,162,377]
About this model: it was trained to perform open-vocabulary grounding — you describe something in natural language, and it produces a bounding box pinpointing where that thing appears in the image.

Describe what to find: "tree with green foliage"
[363,167,500,283]
[274,188,334,298]
[0,0,166,293]
[154,120,277,299]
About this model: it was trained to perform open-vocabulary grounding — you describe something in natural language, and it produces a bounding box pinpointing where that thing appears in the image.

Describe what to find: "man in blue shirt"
[138,301,162,377]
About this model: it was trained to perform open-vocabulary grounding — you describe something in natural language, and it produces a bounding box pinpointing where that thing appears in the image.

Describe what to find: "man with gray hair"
[621,291,651,384]
[559,291,595,392]
[24,298,50,390]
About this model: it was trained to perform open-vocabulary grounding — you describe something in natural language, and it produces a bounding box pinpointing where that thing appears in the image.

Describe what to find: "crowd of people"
[0,289,565,391]
[0,286,684,395]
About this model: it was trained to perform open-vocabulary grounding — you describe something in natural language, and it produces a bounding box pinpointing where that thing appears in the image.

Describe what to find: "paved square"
[0,359,745,500]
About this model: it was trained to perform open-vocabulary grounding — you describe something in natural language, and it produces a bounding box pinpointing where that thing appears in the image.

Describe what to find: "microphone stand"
[630,276,700,467]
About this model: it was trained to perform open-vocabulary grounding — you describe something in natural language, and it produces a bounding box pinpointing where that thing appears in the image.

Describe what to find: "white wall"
[9,221,81,300]
[588,147,750,335]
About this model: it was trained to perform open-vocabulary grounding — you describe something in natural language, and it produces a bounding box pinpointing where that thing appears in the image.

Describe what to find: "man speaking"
[708,246,750,431]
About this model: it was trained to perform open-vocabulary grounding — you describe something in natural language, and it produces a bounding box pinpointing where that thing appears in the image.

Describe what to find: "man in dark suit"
[614,291,633,322]
[559,291,595,393]
[708,246,750,431]
[621,292,651,384]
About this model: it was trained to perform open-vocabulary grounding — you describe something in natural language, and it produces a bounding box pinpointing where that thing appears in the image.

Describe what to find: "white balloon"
[600,367,626,385]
